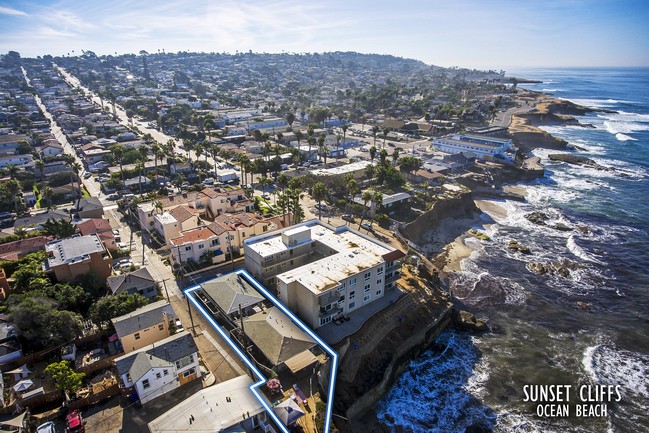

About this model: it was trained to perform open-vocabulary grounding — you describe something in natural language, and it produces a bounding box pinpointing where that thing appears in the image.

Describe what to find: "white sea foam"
[615,133,637,141]
[583,345,649,400]
[566,98,627,109]
[567,234,605,264]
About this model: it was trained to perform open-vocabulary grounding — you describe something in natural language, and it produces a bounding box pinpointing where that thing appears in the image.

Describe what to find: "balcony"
[319,305,342,319]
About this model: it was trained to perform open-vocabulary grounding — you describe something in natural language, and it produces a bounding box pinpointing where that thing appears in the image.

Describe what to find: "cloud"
[0,5,27,16]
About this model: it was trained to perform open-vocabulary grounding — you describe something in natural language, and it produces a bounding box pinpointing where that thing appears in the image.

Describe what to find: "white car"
[262,192,271,200]
[117,242,128,250]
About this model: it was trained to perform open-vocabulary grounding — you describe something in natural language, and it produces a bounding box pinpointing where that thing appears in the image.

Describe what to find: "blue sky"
[1,0,648,69]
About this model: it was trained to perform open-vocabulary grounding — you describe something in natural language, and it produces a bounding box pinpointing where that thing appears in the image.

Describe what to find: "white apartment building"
[432,133,513,160]
[169,226,229,266]
[244,220,404,329]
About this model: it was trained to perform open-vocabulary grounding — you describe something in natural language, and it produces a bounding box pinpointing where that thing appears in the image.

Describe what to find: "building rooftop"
[112,300,175,337]
[169,226,217,247]
[45,234,106,267]
[201,273,264,315]
[106,267,156,295]
[115,331,197,382]
[155,212,178,225]
[148,374,264,433]
[310,160,374,177]
[247,221,401,294]
[243,306,315,366]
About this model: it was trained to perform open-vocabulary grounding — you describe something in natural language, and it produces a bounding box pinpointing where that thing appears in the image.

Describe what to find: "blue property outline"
[184,269,338,433]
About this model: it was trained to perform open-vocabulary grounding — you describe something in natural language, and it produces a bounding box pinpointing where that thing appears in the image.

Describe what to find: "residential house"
[111,300,177,354]
[0,319,22,365]
[40,140,64,156]
[169,226,227,266]
[43,234,112,283]
[136,191,204,232]
[75,197,104,219]
[353,191,412,217]
[197,273,265,327]
[14,209,69,229]
[0,235,53,261]
[77,218,116,251]
[123,176,152,192]
[244,220,405,329]
[148,375,268,433]
[106,267,158,300]
[199,187,254,218]
[114,331,200,404]
[412,168,444,185]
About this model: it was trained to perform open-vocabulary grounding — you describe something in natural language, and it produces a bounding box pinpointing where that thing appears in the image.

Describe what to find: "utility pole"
[161,278,170,301]
[177,243,196,336]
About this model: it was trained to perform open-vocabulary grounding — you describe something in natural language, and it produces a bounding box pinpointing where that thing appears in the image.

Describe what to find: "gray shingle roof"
[115,331,197,382]
[201,273,264,315]
[45,234,106,267]
[242,306,315,366]
[106,267,156,295]
[112,300,175,338]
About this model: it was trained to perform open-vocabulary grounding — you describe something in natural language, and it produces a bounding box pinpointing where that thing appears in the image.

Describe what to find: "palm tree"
[71,162,83,212]
[35,159,45,187]
[317,134,325,162]
[294,130,303,147]
[236,154,250,186]
[345,178,359,222]
[42,185,54,209]
[307,136,315,163]
[111,144,126,185]
[392,148,401,167]
[358,190,374,230]
[5,163,19,180]
[382,127,390,149]
[195,145,203,184]
[138,145,149,195]
[369,146,377,163]
[372,125,380,148]
[369,191,383,228]
[310,182,327,220]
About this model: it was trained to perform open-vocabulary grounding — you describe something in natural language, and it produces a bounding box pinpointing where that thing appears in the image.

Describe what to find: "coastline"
[335,87,607,430]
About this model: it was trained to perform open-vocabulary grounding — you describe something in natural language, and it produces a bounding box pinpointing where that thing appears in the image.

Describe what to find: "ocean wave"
[565,98,627,109]
[567,234,605,264]
[584,345,649,400]
[615,133,637,141]
[376,331,497,432]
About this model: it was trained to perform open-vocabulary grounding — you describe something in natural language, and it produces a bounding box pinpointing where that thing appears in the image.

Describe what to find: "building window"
[377,279,382,285]
[198,244,205,249]
[376,289,382,296]
[164,369,169,376]
[349,278,356,287]
[185,246,191,251]
[364,272,371,281]
[156,372,161,379]
[182,368,196,378]
[211,239,219,246]
[349,301,355,309]
[349,291,355,300]
[364,284,371,292]
[377,266,384,274]
[337,284,345,292]
[320,316,332,326]
[126,373,131,383]
[158,324,164,331]
[364,294,371,302]
[142,379,150,389]
[134,332,140,340]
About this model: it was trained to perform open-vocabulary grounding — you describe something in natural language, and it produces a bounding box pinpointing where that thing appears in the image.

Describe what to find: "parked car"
[342,214,354,222]
[262,192,271,200]
[117,242,128,250]
[361,223,373,231]
[65,410,85,433]
[83,172,92,179]
[315,203,328,211]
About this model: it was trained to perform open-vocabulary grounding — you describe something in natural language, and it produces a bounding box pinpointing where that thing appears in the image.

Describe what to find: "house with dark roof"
[76,197,104,219]
[0,235,53,261]
[77,218,115,251]
[114,331,200,404]
[111,300,177,353]
[198,273,264,327]
[106,267,158,299]
[14,209,69,229]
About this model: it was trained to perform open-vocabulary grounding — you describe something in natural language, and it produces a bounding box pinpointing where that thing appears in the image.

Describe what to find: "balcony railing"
[319,305,342,318]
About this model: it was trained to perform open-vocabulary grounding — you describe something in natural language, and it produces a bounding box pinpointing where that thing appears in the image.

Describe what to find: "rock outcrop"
[527,259,584,278]
[548,153,612,171]
[453,310,489,332]
[507,240,531,254]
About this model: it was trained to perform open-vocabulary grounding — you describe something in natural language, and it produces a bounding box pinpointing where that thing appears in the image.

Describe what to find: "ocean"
[375,68,649,432]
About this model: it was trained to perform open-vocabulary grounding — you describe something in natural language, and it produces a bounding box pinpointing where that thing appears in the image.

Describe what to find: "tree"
[383,127,390,149]
[286,112,295,128]
[70,162,83,212]
[41,185,54,209]
[8,297,82,348]
[368,191,383,228]
[43,218,77,239]
[310,182,328,220]
[345,178,359,219]
[89,293,149,327]
[369,146,377,163]
[294,129,303,147]
[340,124,348,157]
[110,144,126,184]
[357,190,374,230]
[398,155,423,179]
[45,361,85,397]
[35,159,45,187]
[372,125,380,148]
